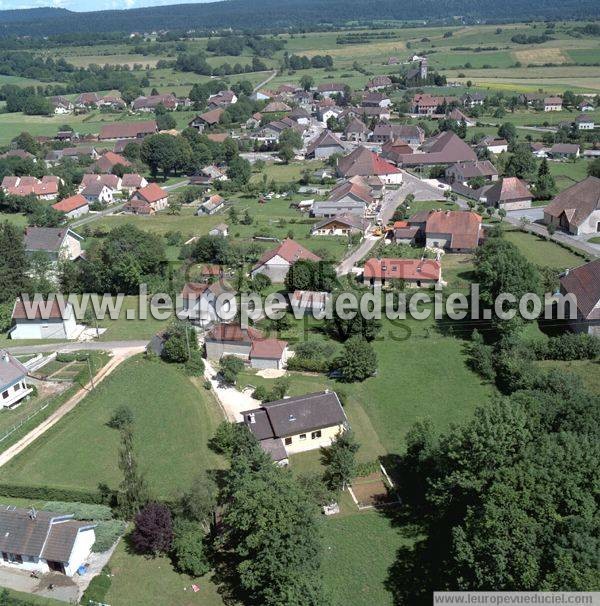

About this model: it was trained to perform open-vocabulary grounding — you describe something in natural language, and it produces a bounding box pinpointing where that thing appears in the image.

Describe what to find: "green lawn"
[104,534,225,606]
[537,359,600,395]
[322,512,408,606]
[0,357,225,499]
[547,159,593,192]
[0,587,65,605]
[503,228,586,269]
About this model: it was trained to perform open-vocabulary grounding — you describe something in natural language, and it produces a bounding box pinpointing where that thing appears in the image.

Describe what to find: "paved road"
[253,70,278,93]
[4,340,149,355]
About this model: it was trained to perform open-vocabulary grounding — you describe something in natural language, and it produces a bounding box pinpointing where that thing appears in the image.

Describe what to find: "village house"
[311,213,369,236]
[208,90,238,107]
[391,221,419,245]
[356,105,392,121]
[305,130,346,159]
[288,107,311,126]
[50,96,74,114]
[445,107,475,127]
[317,83,346,98]
[363,257,442,288]
[411,94,449,115]
[544,176,600,235]
[477,136,508,155]
[0,351,32,409]
[380,139,415,165]
[251,239,321,283]
[10,299,78,340]
[52,194,89,219]
[179,281,233,328]
[445,160,499,185]
[75,92,100,108]
[24,227,83,263]
[81,173,121,192]
[0,506,95,576]
[366,75,392,91]
[241,391,348,462]
[98,120,157,140]
[1,176,60,201]
[370,122,424,146]
[290,290,331,318]
[93,151,131,174]
[578,101,595,112]
[205,323,288,370]
[483,177,532,211]
[312,180,373,218]
[124,183,168,215]
[131,93,178,112]
[343,117,370,142]
[197,194,226,215]
[575,115,595,130]
[549,143,580,159]
[209,223,229,237]
[80,181,114,205]
[544,97,563,112]
[120,173,148,195]
[425,210,483,252]
[45,146,98,166]
[259,117,305,142]
[336,146,403,184]
[396,131,477,169]
[559,259,600,336]
[97,95,126,111]
[188,108,224,132]
[362,92,392,108]
[0,149,35,162]
[262,101,292,113]
[461,92,486,107]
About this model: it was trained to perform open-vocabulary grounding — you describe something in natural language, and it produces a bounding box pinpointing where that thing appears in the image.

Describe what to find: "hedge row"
[0,484,104,504]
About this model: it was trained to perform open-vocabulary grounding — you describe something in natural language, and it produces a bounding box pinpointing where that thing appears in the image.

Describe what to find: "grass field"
[503,228,586,269]
[537,359,600,395]
[0,357,225,498]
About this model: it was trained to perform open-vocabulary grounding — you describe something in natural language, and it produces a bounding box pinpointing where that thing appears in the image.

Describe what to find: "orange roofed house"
[251,239,321,283]
[425,210,482,252]
[363,257,442,288]
[123,183,169,215]
[204,323,288,370]
[336,146,403,185]
[52,194,89,219]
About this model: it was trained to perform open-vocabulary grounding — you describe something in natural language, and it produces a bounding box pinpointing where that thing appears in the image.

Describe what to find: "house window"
[2,391,7,399]
[284,437,292,445]
[299,434,307,441]
[311,430,322,440]
[14,384,20,392]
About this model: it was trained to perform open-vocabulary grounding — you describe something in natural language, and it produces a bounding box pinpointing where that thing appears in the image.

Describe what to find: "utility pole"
[184,323,191,359]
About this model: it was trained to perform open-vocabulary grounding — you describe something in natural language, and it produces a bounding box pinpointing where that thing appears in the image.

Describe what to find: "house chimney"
[247,413,256,424]
[28,507,37,520]
[2,352,9,364]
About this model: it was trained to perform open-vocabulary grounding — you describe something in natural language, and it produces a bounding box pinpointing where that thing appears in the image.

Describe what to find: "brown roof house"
[188,108,224,131]
[241,391,348,462]
[425,210,483,252]
[98,120,157,140]
[0,351,33,409]
[336,146,403,185]
[370,122,424,145]
[544,176,600,235]
[364,257,442,288]
[311,213,369,237]
[251,239,321,283]
[179,281,233,328]
[305,130,346,159]
[0,506,95,575]
[124,183,168,215]
[312,180,373,218]
[483,177,533,211]
[445,160,498,185]
[544,97,563,112]
[205,323,288,370]
[10,298,78,340]
[366,75,392,91]
[559,259,600,336]
[343,117,370,142]
[399,131,477,168]
[549,143,580,159]
[24,227,83,264]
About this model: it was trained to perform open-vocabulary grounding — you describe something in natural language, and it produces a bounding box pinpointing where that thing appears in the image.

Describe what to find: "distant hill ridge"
[0,0,598,37]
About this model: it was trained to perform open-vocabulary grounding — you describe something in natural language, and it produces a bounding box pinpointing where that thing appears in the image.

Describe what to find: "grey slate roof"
[0,506,93,562]
[0,351,28,389]
[24,227,81,253]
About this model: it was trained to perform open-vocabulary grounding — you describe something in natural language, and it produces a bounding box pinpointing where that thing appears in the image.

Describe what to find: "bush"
[184,351,205,376]
[93,519,127,552]
[219,355,244,385]
[132,502,174,556]
[172,519,210,577]
[107,405,135,429]
[286,357,331,373]
[355,460,380,477]
[0,484,103,504]
[81,566,112,604]
[203,380,212,390]
[42,501,113,521]
[529,333,600,361]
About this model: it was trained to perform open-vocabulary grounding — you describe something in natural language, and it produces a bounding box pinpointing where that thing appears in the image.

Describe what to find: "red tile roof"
[207,323,263,343]
[250,338,287,359]
[253,239,320,270]
[52,194,88,213]
[337,146,401,177]
[12,298,69,320]
[363,258,441,282]
[484,177,532,204]
[132,183,168,204]
[426,210,482,249]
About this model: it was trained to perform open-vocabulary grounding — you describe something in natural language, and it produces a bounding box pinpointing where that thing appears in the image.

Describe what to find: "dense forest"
[0,0,599,38]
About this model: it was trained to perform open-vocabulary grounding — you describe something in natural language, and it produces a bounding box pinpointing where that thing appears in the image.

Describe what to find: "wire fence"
[0,399,52,445]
